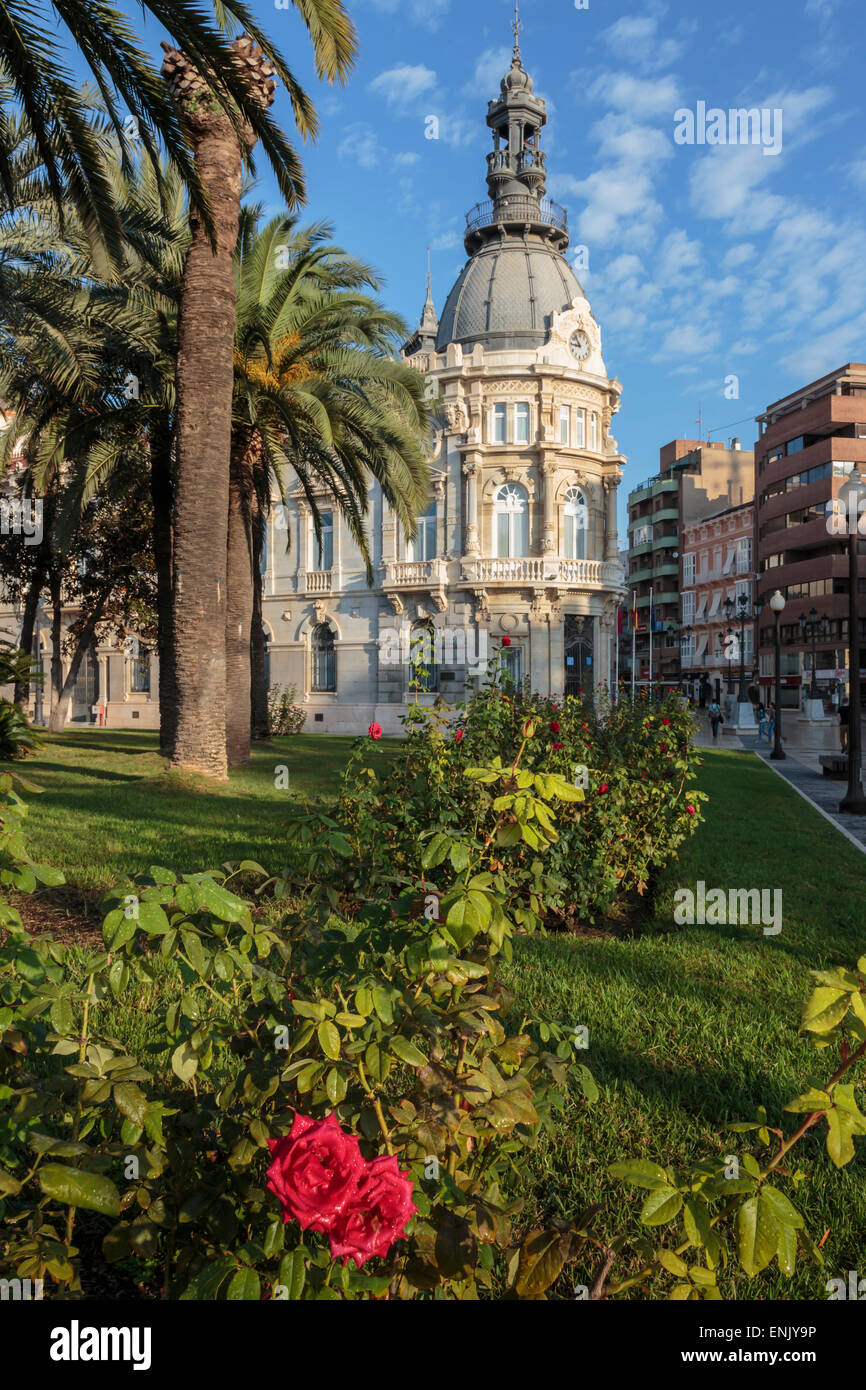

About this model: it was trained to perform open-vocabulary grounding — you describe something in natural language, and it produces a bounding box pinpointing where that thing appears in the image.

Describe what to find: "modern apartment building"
[627,438,755,684]
[755,363,866,707]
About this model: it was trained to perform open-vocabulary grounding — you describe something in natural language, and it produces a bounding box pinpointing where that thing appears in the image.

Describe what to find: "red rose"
[687,805,696,816]
[328,1155,416,1268]
[599,784,609,794]
[662,717,671,726]
[501,636,512,647]
[660,742,666,752]
[552,740,563,751]
[266,1113,365,1233]
[368,723,383,740]
[455,729,465,743]
[550,721,561,733]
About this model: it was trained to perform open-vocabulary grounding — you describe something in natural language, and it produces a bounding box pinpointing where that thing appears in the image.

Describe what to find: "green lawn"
[18,730,393,894]
[15,733,866,1298]
[504,749,866,1297]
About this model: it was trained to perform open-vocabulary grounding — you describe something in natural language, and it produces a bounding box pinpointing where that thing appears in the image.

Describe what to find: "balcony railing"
[306,570,332,595]
[465,195,567,237]
[462,557,623,587]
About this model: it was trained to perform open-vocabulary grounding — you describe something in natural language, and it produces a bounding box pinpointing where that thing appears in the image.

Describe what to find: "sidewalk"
[695,710,866,853]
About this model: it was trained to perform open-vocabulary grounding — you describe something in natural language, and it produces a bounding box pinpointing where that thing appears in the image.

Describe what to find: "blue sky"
[75,0,866,520]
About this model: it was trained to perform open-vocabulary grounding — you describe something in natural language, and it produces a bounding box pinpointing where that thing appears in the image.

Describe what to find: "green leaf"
[277,1250,307,1300]
[641,1187,682,1226]
[39,1164,120,1216]
[179,1257,236,1300]
[736,1187,801,1278]
[317,1020,342,1061]
[49,997,74,1034]
[226,1268,261,1301]
[113,1083,149,1128]
[514,1229,564,1296]
[389,1036,428,1068]
[574,1064,599,1103]
[326,1067,348,1106]
[422,834,450,869]
[449,841,471,871]
[826,1107,857,1167]
[135,902,171,936]
[372,988,393,1025]
[801,987,850,1034]
[657,1249,689,1277]
[784,1088,832,1114]
[608,1160,671,1191]
[180,930,207,977]
[171,1042,198,1084]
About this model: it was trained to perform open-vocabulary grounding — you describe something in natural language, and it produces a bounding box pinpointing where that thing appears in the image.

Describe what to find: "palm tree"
[226,212,432,765]
[0,1,357,272]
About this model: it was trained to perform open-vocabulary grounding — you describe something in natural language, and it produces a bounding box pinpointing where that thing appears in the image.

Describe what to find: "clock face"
[569,330,591,362]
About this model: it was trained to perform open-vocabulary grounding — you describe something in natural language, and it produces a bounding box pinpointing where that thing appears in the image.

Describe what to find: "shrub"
[266,684,307,737]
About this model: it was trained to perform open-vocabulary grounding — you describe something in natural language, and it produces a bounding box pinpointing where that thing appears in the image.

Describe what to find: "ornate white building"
[264,34,627,733]
[1,34,627,734]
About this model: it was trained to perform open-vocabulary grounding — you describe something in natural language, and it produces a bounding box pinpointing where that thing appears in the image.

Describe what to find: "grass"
[18,729,397,894]
[503,748,866,1297]
[14,733,866,1298]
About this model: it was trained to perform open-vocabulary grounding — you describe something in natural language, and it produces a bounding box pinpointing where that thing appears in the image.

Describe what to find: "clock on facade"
[568,330,591,362]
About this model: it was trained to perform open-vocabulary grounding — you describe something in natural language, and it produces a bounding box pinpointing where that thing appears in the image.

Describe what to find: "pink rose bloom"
[266,1114,365,1233]
[328,1155,416,1268]
[368,723,383,740]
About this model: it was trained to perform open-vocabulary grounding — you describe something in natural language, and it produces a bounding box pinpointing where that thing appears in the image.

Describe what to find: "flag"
[617,605,623,636]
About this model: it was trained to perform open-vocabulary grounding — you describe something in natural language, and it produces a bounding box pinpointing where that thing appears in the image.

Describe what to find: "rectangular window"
[575,409,586,448]
[312,512,334,571]
[130,650,150,694]
[493,403,506,444]
[682,553,696,586]
[515,402,530,444]
[633,523,653,546]
[559,405,570,444]
[786,436,805,455]
[736,537,752,572]
[500,645,523,686]
[682,591,695,624]
[589,413,598,450]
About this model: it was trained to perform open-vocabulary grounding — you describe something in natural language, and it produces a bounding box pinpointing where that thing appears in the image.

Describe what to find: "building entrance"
[564,615,594,698]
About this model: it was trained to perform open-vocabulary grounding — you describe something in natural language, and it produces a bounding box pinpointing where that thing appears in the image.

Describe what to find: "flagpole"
[615,608,620,701]
[649,586,654,687]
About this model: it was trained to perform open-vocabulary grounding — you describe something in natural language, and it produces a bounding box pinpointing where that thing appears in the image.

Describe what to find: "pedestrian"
[756,702,768,741]
[839,696,850,753]
[767,702,776,746]
[708,698,722,742]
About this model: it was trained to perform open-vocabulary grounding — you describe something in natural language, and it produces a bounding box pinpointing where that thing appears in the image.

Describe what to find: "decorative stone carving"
[387,593,405,616]
[444,400,469,434]
[473,588,491,624]
[313,601,329,626]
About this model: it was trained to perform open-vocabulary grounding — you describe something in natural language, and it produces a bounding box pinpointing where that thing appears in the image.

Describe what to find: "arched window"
[494,483,529,558]
[563,486,588,560]
[407,499,436,562]
[310,512,333,571]
[409,620,437,693]
[311,623,336,692]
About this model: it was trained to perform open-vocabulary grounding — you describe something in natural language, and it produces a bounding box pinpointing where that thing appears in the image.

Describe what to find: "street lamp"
[724,592,762,703]
[798,607,830,701]
[835,467,866,814]
[769,589,786,761]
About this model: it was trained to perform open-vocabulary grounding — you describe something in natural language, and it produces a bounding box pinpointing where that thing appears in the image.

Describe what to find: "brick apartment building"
[627,437,754,685]
[755,363,866,708]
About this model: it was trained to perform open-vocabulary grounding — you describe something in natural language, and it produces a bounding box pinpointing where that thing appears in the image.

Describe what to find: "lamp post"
[769,589,786,761]
[724,592,763,703]
[798,607,830,702]
[835,467,866,814]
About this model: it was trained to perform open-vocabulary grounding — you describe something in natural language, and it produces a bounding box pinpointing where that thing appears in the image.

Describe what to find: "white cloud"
[394,152,421,166]
[465,46,512,97]
[365,0,449,30]
[599,9,687,73]
[846,159,866,189]
[368,64,437,110]
[583,70,682,119]
[723,243,756,270]
[336,124,382,168]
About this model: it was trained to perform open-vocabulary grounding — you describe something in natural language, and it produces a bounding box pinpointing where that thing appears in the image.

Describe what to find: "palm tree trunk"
[165,61,253,780]
[225,426,259,766]
[14,574,44,711]
[150,414,176,756]
[250,493,269,741]
[48,571,63,729]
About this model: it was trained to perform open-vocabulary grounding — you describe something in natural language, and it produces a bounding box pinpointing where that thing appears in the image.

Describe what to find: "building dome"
[436,236,583,352]
[501,58,533,94]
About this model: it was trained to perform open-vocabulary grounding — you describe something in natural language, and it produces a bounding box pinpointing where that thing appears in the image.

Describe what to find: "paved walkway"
[694,710,866,853]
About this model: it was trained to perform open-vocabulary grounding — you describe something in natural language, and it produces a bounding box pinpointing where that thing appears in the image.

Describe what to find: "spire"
[511,2,523,68]
[401,249,438,358]
[420,246,437,329]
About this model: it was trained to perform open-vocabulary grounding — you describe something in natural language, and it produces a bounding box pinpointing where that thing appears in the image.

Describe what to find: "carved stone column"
[540,456,557,554]
[463,454,481,556]
[604,477,619,561]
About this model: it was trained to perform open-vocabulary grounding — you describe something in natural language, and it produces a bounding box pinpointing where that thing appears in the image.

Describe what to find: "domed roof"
[436,236,583,352]
[501,58,533,94]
